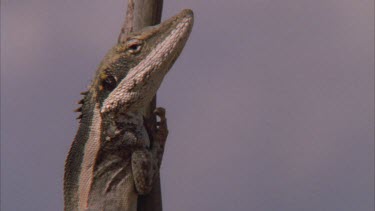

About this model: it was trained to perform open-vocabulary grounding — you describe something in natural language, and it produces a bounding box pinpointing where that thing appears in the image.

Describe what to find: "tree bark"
[118,1,164,211]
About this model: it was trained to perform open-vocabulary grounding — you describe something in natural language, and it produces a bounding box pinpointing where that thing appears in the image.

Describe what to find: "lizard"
[64,9,194,211]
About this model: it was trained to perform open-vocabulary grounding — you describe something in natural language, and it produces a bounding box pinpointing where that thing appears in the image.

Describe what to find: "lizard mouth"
[101,9,194,114]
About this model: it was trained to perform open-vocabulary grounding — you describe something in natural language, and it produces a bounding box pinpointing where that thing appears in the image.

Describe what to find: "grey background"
[1,0,374,210]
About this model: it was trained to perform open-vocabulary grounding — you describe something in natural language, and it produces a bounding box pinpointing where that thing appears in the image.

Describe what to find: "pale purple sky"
[1,0,374,210]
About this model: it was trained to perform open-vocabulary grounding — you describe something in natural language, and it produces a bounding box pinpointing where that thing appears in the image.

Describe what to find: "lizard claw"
[154,107,166,120]
[154,107,166,126]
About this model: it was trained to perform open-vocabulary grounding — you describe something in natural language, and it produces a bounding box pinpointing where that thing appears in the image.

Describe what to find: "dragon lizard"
[64,9,194,211]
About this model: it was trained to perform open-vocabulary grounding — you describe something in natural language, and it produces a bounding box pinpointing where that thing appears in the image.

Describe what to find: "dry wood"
[118,1,164,211]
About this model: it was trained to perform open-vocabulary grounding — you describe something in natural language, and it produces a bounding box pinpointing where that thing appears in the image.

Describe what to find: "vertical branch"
[118,0,163,43]
[118,1,164,211]
[117,0,135,43]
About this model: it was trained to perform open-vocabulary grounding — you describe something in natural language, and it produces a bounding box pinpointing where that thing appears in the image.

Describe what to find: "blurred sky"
[1,0,374,210]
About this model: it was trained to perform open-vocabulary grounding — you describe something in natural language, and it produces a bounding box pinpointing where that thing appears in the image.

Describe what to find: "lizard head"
[81,9,193,116]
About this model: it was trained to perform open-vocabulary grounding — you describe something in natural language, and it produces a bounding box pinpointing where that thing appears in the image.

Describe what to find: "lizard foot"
[151,107,168,168]
[154,107,168,145]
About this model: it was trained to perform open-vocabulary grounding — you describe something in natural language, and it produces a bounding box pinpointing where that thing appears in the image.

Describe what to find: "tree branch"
[118,1,164,211]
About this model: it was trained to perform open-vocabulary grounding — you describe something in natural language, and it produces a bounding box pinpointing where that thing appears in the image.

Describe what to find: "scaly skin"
[64,9,193,211]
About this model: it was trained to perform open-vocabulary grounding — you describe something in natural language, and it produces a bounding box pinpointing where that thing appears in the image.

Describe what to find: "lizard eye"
[127,40,143,54]
[102,74,117,91]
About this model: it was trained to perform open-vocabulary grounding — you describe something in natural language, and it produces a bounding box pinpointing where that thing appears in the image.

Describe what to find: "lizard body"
[64,9,193,211]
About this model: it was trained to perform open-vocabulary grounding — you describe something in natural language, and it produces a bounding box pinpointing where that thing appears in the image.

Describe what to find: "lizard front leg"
[131,149,155,194]
[132,107,168,194]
